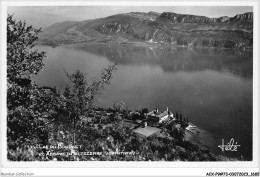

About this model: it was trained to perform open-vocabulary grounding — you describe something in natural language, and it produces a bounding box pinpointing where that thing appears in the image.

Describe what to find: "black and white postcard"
[1,0,259,176]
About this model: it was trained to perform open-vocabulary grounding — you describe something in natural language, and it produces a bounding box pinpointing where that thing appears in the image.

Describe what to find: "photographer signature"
[218,138,241,152]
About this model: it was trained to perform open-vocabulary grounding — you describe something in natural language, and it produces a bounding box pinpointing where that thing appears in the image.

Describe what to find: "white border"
[1,0,259,176]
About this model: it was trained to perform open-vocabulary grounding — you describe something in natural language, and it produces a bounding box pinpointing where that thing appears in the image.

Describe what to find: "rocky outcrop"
[158,12,253,23]
[158,12,211,23]
[230,12,253,21]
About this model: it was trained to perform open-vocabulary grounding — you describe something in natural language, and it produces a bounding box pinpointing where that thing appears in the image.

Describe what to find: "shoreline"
[35,40,253,52]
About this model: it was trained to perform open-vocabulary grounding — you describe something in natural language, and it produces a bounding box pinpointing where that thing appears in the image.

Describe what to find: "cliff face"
[158,12,253,23]
[38,11,253,49]
[159,12,213,23]
[230,12,253,21]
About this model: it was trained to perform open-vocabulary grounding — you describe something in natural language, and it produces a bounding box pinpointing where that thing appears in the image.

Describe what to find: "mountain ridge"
[38,11,253,49]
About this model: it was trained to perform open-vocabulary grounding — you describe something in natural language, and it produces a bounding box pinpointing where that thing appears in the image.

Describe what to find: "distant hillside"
[42,21,79,35]
[38,11,253,49]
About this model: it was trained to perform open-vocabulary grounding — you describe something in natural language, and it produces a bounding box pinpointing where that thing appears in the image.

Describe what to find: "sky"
[8,6,253,28]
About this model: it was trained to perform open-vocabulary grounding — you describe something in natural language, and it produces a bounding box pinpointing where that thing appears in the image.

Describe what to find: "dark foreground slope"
[38,11,253,49]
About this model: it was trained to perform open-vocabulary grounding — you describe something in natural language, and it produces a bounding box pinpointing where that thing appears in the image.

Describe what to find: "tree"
[7,14,46,114]
[7,14,45,85]
[63,66,117,144]
[7,15,62,160]
[141,108,149,115]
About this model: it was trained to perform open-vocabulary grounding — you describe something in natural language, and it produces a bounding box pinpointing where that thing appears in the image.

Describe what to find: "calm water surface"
[33,43,253,160]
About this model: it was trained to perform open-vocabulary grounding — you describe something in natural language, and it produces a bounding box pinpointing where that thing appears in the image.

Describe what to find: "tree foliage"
[7,14,49,156]
[63,66,117,144]
[64,65,117,116]
[7,14,45,83]
[7,15,117,160]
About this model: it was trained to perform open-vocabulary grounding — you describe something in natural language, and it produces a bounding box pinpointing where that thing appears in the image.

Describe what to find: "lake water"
[33,43,253,160]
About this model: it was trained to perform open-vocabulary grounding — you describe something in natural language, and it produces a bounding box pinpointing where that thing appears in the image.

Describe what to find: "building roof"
[157,111,169,118]
[133,126,161,137]
[147,110,155,116]
[147,110,173,119]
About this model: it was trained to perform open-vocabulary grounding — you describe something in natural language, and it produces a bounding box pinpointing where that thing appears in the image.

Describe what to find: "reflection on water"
[34,43,252,160]
[71,43,253,78]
